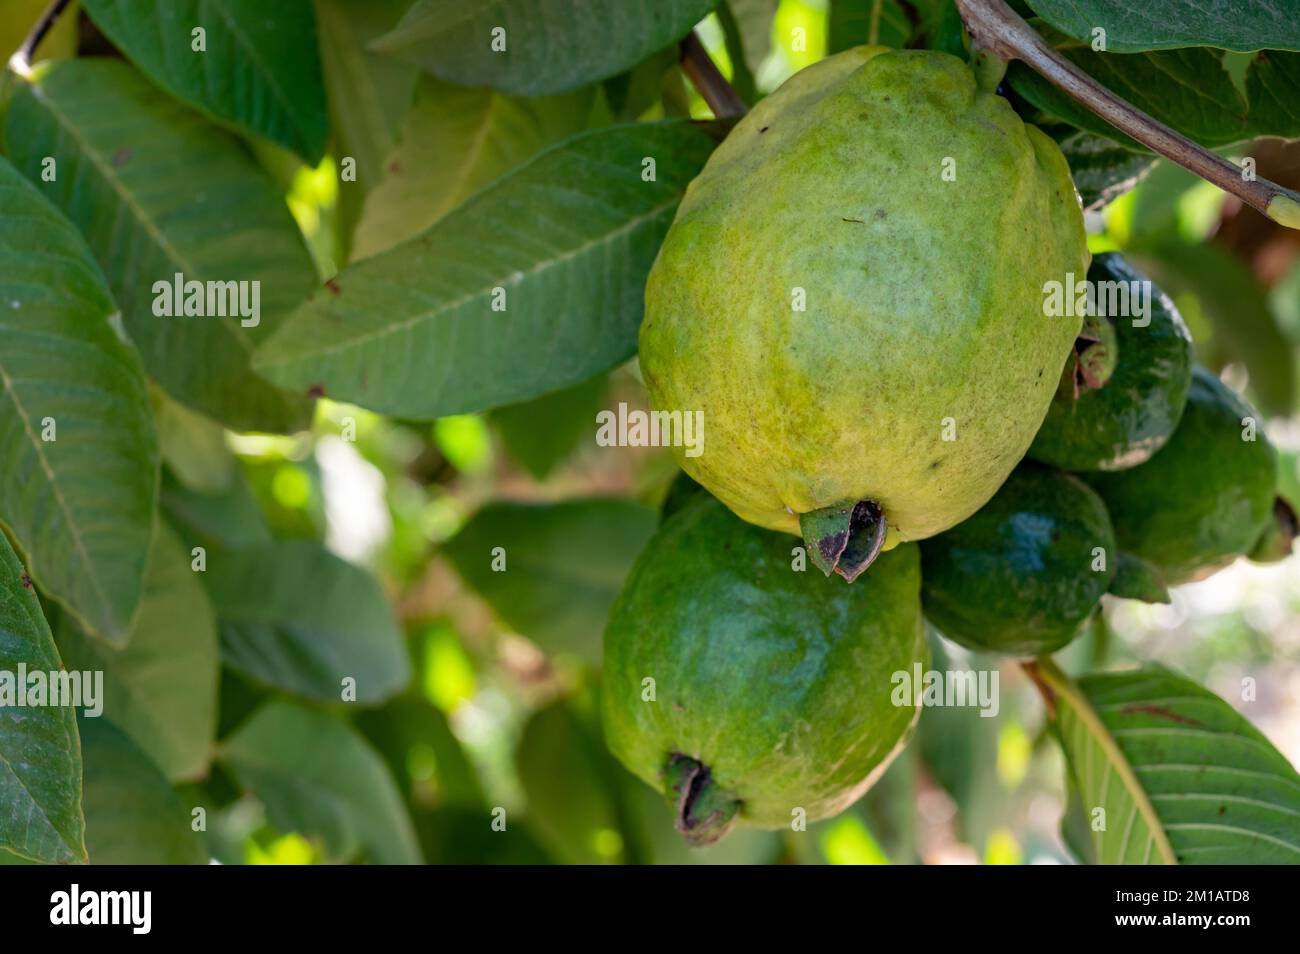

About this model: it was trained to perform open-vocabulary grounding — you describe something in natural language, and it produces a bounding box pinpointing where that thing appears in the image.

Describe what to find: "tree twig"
[8,0,74,76]
[954,0,1300,230]
[680,30,748,119]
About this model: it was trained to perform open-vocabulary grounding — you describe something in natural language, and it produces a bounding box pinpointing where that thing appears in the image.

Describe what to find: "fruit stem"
[7,0,73,79]
[680,30,748,119]
[800,499,888,582]
[953,0,1300,230]
[665,754,740,846]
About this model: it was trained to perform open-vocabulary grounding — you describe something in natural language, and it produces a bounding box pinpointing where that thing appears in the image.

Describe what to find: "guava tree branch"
[8,0,73,76]
[954,0,1300,230]
[681,30,748,119]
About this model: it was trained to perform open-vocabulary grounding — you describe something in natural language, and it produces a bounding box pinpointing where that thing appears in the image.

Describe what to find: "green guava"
[640,46,1089,581]
[1028,253,1193,471]
[602,493,926,844]
[920,463,1115,655]
[1085,367,1277,585]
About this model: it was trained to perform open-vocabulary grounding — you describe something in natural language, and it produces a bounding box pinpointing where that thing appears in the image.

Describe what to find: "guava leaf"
[516,698,629,864]
[726,0,778,74]
[219,700,422,864]
[1024,0,1300,53]
[0,532,85,864]
[57,526,219,782]
[489,373,609,479]
[1047,126,1155,210]
[443,498,657,662]
[160,470,271,552]
[254,122,716,419]
[155,391,236,495]
[314,0,418,260]
[3,59,317,434]
[80,0,329,162]
[354,696,486,811]
[1039,660,1300,864]
[353,76,594,260]
[370,0,718,95]
[1008,36,1300,149]
[202,539,409,705]
[79,716,207,864]
[0,154,158,645]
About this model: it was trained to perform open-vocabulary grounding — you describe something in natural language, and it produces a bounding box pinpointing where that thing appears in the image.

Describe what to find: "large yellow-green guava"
[640,46,1089,579]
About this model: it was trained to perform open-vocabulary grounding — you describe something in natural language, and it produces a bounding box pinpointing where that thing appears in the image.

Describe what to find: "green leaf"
[57,526,219,782]
[4,59,317,433]
[1047,125,1155,210]
[219,700,422,863]
[202,539,409,704]
[370,0,718,95]
[443,498,657,662]
[0,531,85,864]
[314,0,418,261]
[1041,660,1300,864]
[254,121,716,418]
[161,469,272,551]
[516,698,629,864]
[80,716,207,863]
[1133,245,1295,416]
[154,390,235,495]
[353,76,594,260]
[0,154,158,644]
[727,0,777,74]
[80,0,329,161]
[1008,36,1300,149]
[1024,0,1300,53]
[490,373,608,479]
[354,695,486,810]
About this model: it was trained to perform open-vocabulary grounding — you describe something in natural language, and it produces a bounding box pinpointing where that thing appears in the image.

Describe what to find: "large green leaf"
[1025,0,1300,53]
[57,526,219,782]
[354,695,486,810]
[828,0,912,51]
[0,154,157,644]
[1047,125,1155,210]
[79,716,207,863]
[1041,661,1300,864]
[353,76,594,259]
[370,0,718,95]
[202,539,409,704]
[254,121,716,418]
[219,700,422,863]
[1009,34,1300,149]
[4,59,317,433]
[0,531,85,864]
[80,0,329,161]
[314,0,418,261]
[443,498,657,661]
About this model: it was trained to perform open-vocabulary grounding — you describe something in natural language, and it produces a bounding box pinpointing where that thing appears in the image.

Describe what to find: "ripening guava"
[639,46,1089,581]
[602,494,926,845]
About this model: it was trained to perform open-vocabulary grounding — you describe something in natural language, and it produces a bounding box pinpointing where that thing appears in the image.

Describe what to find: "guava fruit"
[1028,253,1193,471]
[602,493,926,844]
[920,463,1115,655]
[639,46,1089,581]
[1085,367,1277,585]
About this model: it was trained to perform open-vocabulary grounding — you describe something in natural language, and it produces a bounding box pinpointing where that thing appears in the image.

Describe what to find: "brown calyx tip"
[664,754,740,847]
[799,499,887,582]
